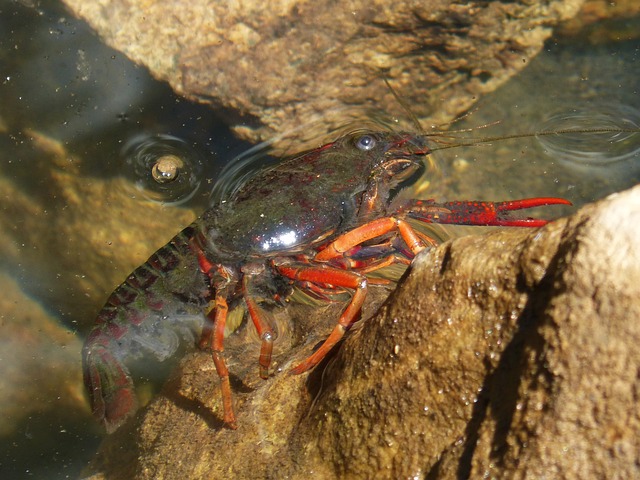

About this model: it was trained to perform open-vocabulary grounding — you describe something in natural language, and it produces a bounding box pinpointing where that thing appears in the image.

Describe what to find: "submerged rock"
[83,186,640,478]
[0,130,196,324]
[0,272,86,436]
[60,0,585,149]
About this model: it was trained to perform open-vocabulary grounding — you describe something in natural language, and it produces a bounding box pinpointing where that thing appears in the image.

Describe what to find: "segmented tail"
[83,225,210,432]
[82,331,137,433]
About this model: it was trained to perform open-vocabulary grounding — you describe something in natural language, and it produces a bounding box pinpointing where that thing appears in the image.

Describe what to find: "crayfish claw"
[406,197,571,228]
[491,197,573,227]
[495,197,573,212]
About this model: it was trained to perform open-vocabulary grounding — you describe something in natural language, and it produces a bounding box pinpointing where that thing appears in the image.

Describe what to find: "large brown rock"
[306,186,640,478]
[83,185,640,478]
[61,0,585,149]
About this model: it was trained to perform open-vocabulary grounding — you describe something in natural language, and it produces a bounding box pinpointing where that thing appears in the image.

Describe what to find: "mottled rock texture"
[61,0,585,149]
[0,272,86,436]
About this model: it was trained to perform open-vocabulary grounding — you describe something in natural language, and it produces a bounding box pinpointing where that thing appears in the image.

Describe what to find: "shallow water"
[435,36,640,205]
[0,1,638,478]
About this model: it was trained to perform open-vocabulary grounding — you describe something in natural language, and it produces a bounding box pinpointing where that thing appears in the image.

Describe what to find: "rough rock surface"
[83,185,640,478]
[60,0,585,149]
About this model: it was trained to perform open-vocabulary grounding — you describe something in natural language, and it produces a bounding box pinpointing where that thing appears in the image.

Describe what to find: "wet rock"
[305,185,640,478]
[83,185,640,478]
[60,0,585,149]
[0,272,86,436]
[0,130,196,325]
[559,0,640,42]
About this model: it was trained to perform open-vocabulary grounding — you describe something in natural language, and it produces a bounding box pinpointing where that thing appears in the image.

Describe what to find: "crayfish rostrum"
[82,130,570,432]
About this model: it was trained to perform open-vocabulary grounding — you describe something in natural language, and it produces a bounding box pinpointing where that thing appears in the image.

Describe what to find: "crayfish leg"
[276,264,368,375]
[316,216,433,263]
[242,274,276,379]
[197,300,216,350]
[207,294,237,429]
[316,217,398,261]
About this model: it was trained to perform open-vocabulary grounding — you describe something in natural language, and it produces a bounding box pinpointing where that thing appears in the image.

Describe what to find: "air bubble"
[151,155,183,184]
[122,134,204,205]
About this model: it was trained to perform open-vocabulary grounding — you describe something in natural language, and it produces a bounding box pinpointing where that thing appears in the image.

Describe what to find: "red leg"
[208,294,237,429]
[296,280,349,301]
[328,242,412,271]
[276,263,368,374]
[192,242,238,428]
[242,275,276,379]
[198,300,215,350]
[404,197,572,227]
[315,217,433,263]
[343,254,405,274]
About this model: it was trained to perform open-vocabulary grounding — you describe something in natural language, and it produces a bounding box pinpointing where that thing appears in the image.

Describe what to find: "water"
[536,105,640,167]
[0,1,638,478]
[0,1,249,478]
[435,36,640,204]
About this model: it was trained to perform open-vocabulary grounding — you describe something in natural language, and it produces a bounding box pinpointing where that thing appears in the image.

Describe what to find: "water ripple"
[122,134,204,205]
[536,105,640,167]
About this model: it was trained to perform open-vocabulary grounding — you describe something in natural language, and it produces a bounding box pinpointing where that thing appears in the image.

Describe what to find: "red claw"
[488,197,573,227]
[405,197,572,228]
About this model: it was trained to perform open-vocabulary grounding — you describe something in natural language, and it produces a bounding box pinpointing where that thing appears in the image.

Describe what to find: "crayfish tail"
[82,336,138,433]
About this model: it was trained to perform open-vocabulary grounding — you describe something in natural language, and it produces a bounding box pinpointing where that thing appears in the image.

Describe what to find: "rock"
[82,185,640,478]
[60,0,585,149]
[558,0,640,42]
[0,272,87,436]
[305,185,640,478]
[0,130,196,324]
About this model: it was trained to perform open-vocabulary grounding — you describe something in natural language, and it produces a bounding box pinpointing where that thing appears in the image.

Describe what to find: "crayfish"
[82,130,571,432]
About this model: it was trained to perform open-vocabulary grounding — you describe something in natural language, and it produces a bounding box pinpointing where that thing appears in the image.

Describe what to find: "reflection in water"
[122,134,204,205]
[537,105,640,167]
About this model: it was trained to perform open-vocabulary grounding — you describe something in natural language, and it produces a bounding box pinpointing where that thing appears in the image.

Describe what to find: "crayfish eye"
[354,134,376,151]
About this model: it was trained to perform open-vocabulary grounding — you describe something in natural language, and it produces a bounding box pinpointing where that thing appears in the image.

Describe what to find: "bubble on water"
[536,105,640,167]
[151,154,183,184]
[122,134,204,205]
